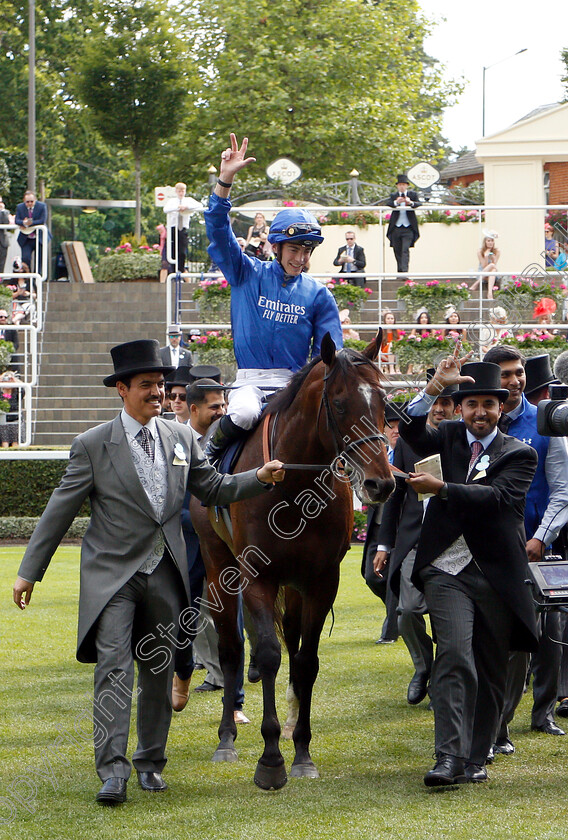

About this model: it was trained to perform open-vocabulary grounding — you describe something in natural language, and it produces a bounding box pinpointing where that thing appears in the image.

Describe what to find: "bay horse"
[191,332,394,790]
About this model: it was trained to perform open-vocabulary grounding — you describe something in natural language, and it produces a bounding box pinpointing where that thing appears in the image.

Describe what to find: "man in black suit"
[333,230,366,288]
[14,190,49,274]
[361,400,402,645]
[159,324,192,368]
[385,175,421,274]
[400,355,538,786]
[375,382,457,705]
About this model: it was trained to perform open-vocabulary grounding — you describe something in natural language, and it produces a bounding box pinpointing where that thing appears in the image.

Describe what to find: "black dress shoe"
[493,736,515,755]
[465,763,488,783]
[486,746,494,764]
[96,777,127,805]
[194,680,223,692]
[556,698,568,718]
[375,637,397,645]
[531,720,565,735]
[407,671,429,705]
[137,771,168,792]
[424,754,466,787]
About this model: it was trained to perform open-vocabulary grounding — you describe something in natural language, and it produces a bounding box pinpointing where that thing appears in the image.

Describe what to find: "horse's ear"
[320,332,336,366]
[362,329,382,362]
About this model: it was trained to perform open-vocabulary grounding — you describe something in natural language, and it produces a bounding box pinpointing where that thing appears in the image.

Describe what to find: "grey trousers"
[421,561,514,765]
[397,551,433,678]
[93,554,184,781]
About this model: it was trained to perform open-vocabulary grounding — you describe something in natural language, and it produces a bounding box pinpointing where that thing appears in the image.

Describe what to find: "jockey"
[204,133,343,459]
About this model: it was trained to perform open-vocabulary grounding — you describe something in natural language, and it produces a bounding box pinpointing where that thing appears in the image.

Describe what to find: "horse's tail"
[274,585,286,643]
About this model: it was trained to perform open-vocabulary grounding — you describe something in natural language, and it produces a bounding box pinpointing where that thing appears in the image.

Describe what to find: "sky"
[418,0,567,153]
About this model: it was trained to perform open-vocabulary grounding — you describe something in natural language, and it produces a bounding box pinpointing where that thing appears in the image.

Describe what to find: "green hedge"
[95,252,161,282]
[0,460,90,517]
[0,516,88,539]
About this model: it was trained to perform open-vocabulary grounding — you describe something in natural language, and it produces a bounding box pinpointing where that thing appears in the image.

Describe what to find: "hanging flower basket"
[326,280,372,314]
[188,331,237,380]
[192,278,232,322]
[495,277,567,322]
[392,330,472,374]
[396,280,470,323]
[496,331,568,362]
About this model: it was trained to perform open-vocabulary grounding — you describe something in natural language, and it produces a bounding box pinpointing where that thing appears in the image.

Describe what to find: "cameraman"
[484,346,568,752]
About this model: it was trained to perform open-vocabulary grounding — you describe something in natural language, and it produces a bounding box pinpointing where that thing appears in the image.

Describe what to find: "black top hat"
[396,174,410,184]
[188,364,222,384]
[385,400,407,422]
[426,369,458,399]
[191,377,226,392]
[524,354,559,395]
[452,362,509,404]
[165,366,193,387]
[103,339,174,387]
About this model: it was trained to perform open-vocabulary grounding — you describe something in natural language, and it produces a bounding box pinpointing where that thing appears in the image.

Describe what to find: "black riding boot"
[204,414,245,463]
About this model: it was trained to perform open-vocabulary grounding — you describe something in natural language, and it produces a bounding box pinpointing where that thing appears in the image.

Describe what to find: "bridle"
[262,353,389,476]
[318,356,389,463]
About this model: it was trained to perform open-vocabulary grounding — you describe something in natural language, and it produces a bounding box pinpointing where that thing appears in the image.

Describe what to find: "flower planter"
[393,333,472,374]
[199,301,231,323]
[396,281,470,324]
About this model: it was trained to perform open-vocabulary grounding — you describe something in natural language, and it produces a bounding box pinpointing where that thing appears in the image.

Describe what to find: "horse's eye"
[333,399,345,414]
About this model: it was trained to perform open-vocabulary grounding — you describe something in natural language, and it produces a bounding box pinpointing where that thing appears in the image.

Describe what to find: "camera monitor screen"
[530,558,568,600]
[538,563,568,588]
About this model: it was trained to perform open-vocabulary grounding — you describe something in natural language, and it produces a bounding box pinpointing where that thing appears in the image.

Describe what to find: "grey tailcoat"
[18,415,268,663]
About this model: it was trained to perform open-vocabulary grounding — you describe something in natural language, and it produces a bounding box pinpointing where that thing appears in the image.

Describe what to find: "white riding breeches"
[228,368,293,430]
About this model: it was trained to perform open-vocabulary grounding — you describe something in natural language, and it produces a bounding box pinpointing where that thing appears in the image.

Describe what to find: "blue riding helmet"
[268,208,324,246]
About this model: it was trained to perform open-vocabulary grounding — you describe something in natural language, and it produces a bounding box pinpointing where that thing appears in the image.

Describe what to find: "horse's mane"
[267,348,378,414]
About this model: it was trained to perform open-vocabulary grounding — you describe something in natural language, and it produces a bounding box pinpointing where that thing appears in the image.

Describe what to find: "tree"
[154,0,460,190]
[73,0,197,237]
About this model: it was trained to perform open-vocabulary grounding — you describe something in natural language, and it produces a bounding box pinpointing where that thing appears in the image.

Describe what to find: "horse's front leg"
[290,571,340,779]
[244,581,287,791]
[282,586,302,740]
[199,548,242,763]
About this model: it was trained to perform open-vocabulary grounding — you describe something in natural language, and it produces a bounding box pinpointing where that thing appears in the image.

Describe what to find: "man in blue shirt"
[204,134,342,458]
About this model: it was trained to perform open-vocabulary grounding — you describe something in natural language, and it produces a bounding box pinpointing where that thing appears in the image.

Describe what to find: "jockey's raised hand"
[216,133,256,192]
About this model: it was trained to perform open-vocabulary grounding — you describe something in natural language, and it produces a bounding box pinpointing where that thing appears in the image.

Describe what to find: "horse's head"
[319,331,395,505]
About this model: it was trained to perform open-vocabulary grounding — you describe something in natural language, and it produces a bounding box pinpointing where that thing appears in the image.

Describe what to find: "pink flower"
[421,331,430,338]
[105,247,111,253]
[445,210,451,216]
[385,213,391,221]
[340,212,349,218]
[364,288,372,294]
[220,278,228,288]
[283,200,296,207]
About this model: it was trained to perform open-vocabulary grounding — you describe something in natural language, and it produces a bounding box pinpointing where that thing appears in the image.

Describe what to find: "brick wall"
[545,162,568,204]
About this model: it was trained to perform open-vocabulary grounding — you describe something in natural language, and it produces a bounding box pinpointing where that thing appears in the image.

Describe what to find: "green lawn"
[1,545,566,840]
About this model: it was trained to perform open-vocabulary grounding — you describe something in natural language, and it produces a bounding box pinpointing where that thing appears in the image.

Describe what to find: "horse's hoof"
[281,724,295,740]
[254,761,287,791]
[290,761,320,779]
[212,747,238,763]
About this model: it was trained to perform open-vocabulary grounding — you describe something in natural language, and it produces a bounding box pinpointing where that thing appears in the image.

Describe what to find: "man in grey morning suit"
[400,354,538,787]
[13,339,284,806]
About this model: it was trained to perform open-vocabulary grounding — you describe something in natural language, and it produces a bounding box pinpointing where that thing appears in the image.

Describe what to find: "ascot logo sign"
[406,162,440,190]
[266,158,302,186]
